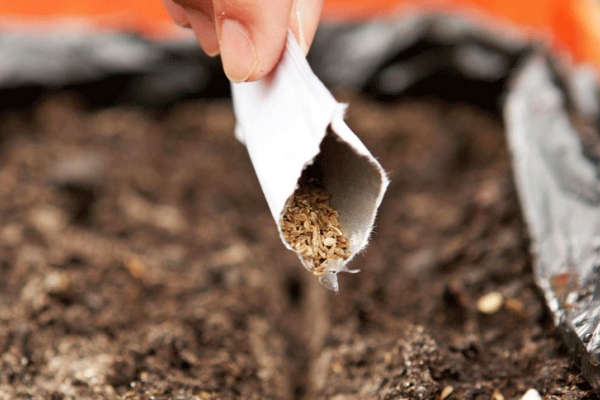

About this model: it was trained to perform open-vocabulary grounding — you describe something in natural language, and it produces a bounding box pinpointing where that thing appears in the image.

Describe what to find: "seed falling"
[281,183,350,277]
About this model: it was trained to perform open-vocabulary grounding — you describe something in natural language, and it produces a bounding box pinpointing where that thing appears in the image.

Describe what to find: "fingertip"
[219,18,257,82]
[162,0,192,28]
[184,7,221,57]
[213,0,293,82]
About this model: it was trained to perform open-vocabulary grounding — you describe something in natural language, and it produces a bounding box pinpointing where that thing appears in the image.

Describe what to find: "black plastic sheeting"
[2,13,600,393]
[0,33,229,108]
[311,15,530,111]
[0,14,532,110]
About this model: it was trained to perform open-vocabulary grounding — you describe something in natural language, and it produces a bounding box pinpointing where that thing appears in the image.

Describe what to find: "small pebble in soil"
[124,256,146,280]
[48,153,106,187]
[48,153,106,224]
[521,388,542,400]
[29,206,68,235]
[44,271,72,298]
[440,385,454,399]
[477,291,504,314]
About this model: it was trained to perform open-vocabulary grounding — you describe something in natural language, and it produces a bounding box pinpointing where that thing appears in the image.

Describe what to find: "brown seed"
[440,386,454,399]
[280,183,350,277]
[323,237,336,247]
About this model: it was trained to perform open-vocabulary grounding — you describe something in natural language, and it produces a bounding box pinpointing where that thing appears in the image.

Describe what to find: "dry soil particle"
[0,92,595,400]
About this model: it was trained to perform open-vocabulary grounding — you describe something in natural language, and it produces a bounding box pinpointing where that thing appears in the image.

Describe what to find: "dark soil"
[0,92,596,399]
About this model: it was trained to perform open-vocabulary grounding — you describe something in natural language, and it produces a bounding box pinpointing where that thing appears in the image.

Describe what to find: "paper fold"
[232,32,388,291]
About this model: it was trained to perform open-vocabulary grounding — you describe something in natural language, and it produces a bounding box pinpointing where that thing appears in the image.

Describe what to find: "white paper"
[232,32,389,291]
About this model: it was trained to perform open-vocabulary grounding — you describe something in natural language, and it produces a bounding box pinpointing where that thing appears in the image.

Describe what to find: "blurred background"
[0,0,598,107]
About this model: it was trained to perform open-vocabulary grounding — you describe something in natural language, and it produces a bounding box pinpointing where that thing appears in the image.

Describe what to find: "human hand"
[162,0,323,83]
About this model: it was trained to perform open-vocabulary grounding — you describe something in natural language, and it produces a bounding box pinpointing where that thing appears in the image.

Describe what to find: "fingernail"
[293,2,309,54]
[219,19,257,83]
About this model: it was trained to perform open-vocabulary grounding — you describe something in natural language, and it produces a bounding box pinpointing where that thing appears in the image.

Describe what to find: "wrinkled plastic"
[505,55,600,391]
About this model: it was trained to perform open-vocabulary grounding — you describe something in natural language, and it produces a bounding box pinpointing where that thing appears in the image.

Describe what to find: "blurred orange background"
[1,0,599,72]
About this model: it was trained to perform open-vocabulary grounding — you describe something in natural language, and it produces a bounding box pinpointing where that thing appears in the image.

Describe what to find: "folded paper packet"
[232,33,389,292]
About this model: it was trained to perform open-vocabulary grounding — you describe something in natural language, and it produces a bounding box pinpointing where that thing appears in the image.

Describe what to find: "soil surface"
[0,92,596,399]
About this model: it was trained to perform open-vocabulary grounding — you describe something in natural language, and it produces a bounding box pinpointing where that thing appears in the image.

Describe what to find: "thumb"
[213,0,294,82]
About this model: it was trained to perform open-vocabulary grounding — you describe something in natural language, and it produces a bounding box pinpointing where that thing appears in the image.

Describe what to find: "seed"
[477,291,504,314]
[440,386,454,400]
[281,184,350,277]
[323,237,336,247]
